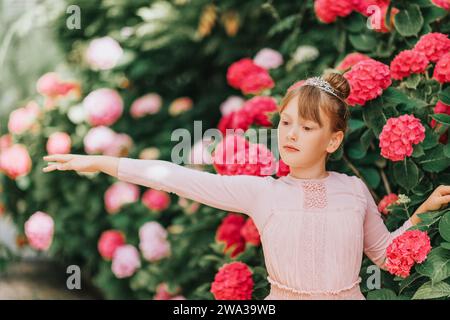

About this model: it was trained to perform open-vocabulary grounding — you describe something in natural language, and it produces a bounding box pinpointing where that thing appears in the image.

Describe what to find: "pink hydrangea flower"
[85,36,123,70]
[111,244,141,278]
[240,70,275,95]
[0,134,12,150]
[336,52,371,71]
[344,59,392,106]
[83,88,123,126]
[142,189,171,212]
[212,134,276,176]
[8,101,41,135]
[130,93,162,118]
[154,283,185,300]
[0,144,32,180]
[385,230,432,278]
[24,211,54,251]
[98,230,126,260]
[378,193,399,215]
[168,97,193,116]
[104,181,140,214]
[379,114,426,161]
[431,0,450,10]
[83,126,117,155]
[414,32,450,63]
[433,52,450,83]
[36,72,79,98]
[103,133,133,157]
[240,218,261,246]
[253,48,283,70]
[220,96,245,116]
[139,221,171,262]
[390,50,429,80]
[314,0,354,23]
[46,132,71,155]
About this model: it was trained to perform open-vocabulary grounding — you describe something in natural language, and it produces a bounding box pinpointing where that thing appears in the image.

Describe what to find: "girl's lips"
[283,146,300,152]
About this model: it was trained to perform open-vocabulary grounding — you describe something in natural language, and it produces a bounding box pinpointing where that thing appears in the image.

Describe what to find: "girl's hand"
[419,185,450,212]
[42,154,99,173]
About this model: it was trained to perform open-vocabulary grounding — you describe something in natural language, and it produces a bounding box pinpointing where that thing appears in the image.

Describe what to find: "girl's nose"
[287,128,298,141]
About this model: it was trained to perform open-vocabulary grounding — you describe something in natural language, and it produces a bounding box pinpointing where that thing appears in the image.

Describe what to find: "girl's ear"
[327,131,344,153]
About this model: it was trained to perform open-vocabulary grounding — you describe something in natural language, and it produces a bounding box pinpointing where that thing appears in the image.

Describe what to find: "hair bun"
[323,72,350,100]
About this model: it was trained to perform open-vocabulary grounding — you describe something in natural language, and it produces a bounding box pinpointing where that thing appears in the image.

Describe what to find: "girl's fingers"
[439,194,450,206]
[42,164,59,172]
[42,154,74,162]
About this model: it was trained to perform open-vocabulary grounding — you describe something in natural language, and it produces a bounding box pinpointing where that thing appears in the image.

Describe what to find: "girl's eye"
[281,121,289,125]
[303,126,312,131]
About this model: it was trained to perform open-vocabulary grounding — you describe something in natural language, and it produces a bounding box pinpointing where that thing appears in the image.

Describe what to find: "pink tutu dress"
[117,157,413,300]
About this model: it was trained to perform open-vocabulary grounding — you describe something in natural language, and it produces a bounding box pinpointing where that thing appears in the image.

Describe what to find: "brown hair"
[278,72,351,160]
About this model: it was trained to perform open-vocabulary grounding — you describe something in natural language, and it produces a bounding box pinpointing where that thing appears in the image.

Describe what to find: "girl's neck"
[288,165,329,180]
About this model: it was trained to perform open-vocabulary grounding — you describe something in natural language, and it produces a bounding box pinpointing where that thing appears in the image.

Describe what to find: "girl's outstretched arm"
[42,154,272,216]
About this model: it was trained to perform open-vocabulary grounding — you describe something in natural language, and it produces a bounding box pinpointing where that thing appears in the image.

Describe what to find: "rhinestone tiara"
[303,76,341,99]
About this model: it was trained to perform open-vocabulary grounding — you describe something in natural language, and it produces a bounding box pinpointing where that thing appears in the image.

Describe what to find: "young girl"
[42,73,450,300]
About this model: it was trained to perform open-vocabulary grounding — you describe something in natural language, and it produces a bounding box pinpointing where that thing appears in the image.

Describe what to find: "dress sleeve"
[356,177,414,270]
[116,157,272,216]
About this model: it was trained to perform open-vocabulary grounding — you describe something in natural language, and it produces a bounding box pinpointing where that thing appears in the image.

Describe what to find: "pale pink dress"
[117,157,413,300]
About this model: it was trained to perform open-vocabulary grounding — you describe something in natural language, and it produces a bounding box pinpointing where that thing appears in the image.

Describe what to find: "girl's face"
[277,96,343,168]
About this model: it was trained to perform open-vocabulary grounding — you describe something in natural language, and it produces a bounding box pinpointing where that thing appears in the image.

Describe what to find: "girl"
[42,73,450,300]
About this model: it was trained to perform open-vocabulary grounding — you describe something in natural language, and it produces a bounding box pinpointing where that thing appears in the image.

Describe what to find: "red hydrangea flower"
[276,159,290,177]
[377,193,399,215]
[344,59,392,106]
[431,0,450,10]
[390,50,429,80]
[240,70,275,95]
[226,58,274,95]
[210,262,254,300]
[241,218,261,246]
[215,213,246,258]
[430,100,450,144]
[379,114,426,162]
[98,230,125,260]
[433,52,450,83]
[336,52,371,71]
[385,230,432,278]
[414,33,450,63]
[314,0,354,23]
[212,134,276,176]
[242,96,277,126]
[217,109,253,135]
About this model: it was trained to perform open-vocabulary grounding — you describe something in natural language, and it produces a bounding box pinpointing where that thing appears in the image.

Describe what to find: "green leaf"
[417,144,450,173]
[382,87,412,106]
[349,33,377,51]
[366,288,398,300]
[438,87,450,105]
[444,143,450,159]
[441,242,450,250]
[393,159,419,191]
[430,114,450,126]
[394,4,424,37]
[412,144,425,158]
[439,212,450,242]
[421,6,448,24]
[362,99,387,136]
[360,167,380,189]
[404,74,422,89]
[416,247,450,284]
[412,281,450,299]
